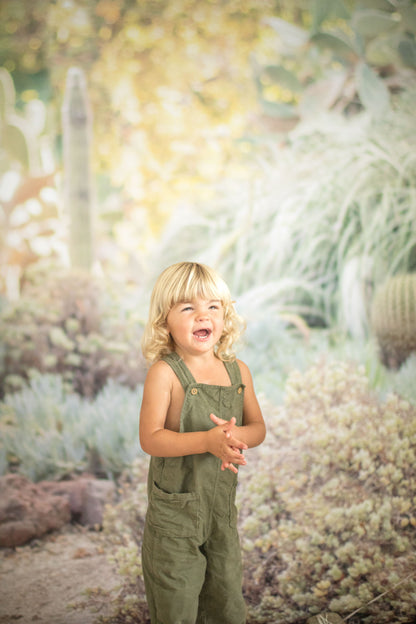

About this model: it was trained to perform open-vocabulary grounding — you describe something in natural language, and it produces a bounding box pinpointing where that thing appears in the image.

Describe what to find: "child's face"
[166,297,225,359]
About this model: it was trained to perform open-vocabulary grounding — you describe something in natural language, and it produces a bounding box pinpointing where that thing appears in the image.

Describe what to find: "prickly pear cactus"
[371,273,416,369]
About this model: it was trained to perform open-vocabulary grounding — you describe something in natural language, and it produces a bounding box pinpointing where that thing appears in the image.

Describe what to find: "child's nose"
[196,309,209,320]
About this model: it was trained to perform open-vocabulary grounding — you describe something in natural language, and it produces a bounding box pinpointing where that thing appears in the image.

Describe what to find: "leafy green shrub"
[101,360,416,624]
[0,373,143,481]
[100,460,150,623]
[381,354,416,406]
[239,361,416,623]
[240,324,416,409]
[0,262,146,398]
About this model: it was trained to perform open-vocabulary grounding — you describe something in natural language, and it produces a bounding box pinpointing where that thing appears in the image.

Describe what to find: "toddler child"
[139,261,266,624]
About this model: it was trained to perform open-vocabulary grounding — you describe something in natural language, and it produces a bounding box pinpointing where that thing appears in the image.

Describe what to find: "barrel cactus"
[371,273,416,369]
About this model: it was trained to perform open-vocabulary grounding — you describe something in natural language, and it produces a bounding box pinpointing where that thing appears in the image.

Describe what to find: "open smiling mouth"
[193,329,212,340]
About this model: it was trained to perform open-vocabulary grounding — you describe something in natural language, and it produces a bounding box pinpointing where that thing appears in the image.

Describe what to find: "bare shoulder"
[144,359,176,389]
[236,359,254,385]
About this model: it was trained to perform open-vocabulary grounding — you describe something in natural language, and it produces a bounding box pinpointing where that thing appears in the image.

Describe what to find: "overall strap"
[224,359,243,386]
[162,352,195,390]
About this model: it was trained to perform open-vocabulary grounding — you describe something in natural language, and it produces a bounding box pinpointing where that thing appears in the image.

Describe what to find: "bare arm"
[210,360,266,449]
[210,360,265,472]
[236,359,266,447]
[139,361,247,466]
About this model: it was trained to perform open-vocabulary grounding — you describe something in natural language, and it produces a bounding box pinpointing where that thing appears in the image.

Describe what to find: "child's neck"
[175,349,231,386]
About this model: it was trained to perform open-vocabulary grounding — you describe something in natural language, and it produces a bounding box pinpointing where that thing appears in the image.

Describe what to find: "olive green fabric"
[142,352,247,624]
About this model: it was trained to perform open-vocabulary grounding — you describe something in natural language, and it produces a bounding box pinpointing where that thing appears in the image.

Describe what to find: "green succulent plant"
[0,373,143,480]
[0,263,146,398]
[100,360,416,624]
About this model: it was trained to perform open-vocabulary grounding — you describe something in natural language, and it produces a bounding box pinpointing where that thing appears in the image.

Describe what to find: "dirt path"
[0,525,120,624]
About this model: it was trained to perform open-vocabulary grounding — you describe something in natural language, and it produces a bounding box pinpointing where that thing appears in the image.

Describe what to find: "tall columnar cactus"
[370,274,416,369]
[62,67,94,271]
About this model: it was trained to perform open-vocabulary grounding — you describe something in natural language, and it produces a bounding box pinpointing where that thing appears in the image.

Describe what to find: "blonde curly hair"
[141,262,244,364]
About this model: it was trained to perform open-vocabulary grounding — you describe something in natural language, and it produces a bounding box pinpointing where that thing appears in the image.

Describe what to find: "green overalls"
[142,351,247,624]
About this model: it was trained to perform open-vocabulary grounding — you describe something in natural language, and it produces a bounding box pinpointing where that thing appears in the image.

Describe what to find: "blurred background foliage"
[0,0,415,471]
[1,0,414,281]
[1,0,416,397]
[0,0,415,392]
[1,2,416,620]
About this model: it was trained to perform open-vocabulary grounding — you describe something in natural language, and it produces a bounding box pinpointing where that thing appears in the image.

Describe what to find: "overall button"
[191,388,198,395]
[237,387,243,394]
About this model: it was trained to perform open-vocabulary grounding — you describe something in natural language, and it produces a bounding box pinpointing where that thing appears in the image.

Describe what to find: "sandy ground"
[0,525,120,624]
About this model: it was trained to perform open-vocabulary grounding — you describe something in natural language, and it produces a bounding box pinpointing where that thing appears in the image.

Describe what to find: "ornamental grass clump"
[147,86,416,335]
[238,360,416,623]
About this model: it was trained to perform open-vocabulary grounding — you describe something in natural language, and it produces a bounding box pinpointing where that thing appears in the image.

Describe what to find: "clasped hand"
[207,413,247,474]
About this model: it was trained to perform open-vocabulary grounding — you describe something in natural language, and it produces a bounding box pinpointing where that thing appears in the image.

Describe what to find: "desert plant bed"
[100,359,416,624]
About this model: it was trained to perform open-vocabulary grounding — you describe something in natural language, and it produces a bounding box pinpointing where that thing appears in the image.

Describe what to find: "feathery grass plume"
[146,86,416,340]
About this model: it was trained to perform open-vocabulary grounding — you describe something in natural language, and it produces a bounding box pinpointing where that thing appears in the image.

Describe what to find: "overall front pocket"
[147,481,200,538]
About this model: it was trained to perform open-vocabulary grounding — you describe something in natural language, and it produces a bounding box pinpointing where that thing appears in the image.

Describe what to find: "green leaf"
[4,121,30,168]
[299,70,348,115]
[259,97,298,119]
[332,0,351,20]
[311,0,334,31]
[352,9,399,38]
[310,31,360,58]
[398,37,416,67]
[399,6,416,33]
[263,65,303,93]
[265,17,309,50]
[311,0,350,32]
[366,33,402,66]
[0,67,15,120]
[355,62,390,115]
[355,0,396,10]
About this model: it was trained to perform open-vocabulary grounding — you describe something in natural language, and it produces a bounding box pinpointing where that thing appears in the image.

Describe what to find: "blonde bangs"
[169,264,229,306]
[141,262,244,364]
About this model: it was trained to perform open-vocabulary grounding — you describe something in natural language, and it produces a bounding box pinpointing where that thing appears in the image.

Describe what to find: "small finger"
[229,439,248,451]
[231,454,246,465]
[223,461,238,474]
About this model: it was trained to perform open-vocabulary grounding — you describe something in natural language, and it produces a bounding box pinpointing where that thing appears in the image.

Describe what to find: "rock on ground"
[0,473,116,547]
